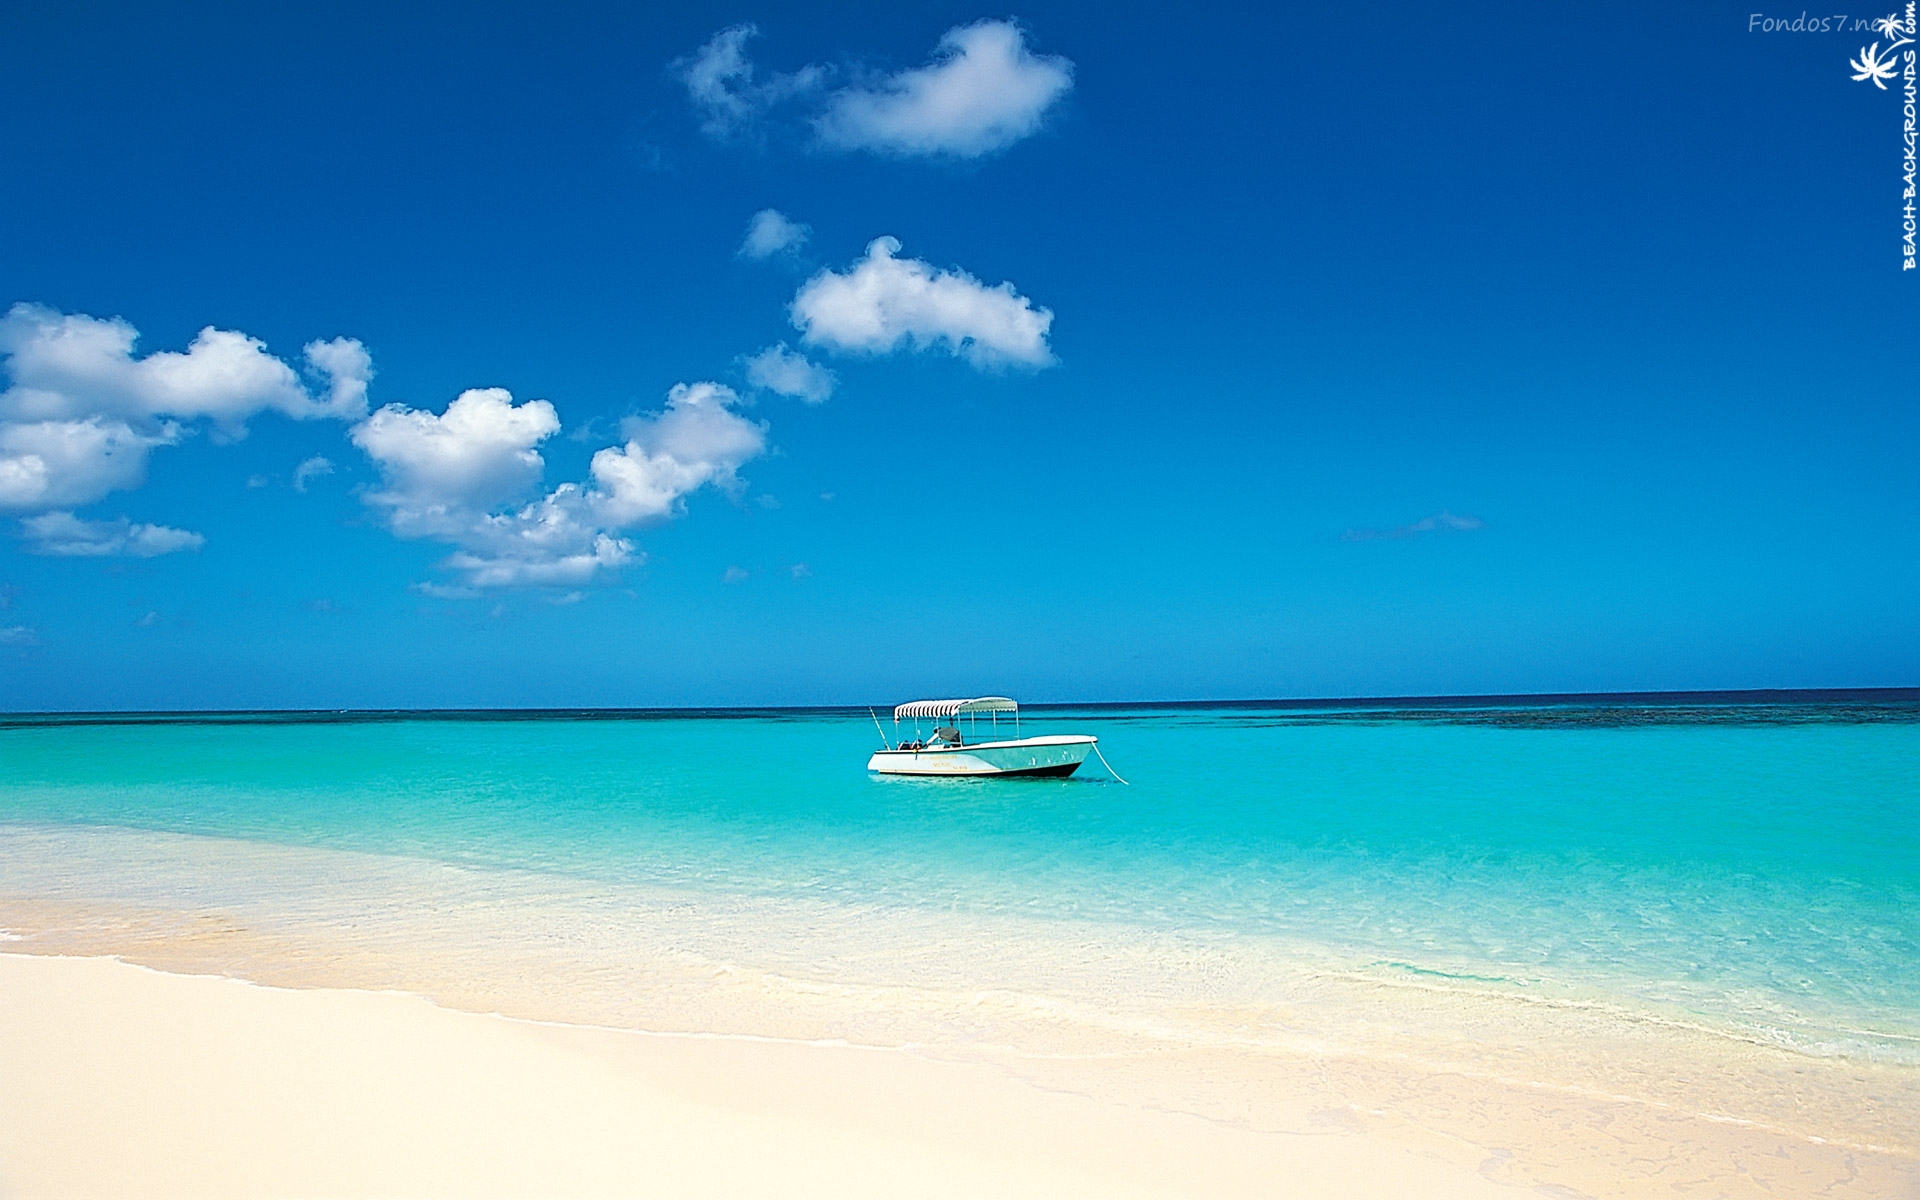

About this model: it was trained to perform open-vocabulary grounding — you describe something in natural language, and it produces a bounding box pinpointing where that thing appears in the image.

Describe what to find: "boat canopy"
[893,697,1018,721]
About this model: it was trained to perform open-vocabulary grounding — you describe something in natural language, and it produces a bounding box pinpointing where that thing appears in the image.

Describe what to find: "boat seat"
[934,726,963,746]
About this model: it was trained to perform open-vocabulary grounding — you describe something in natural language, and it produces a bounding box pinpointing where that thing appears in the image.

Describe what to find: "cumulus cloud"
[0,418,175,511]
[1341,511,1486,543]
[739,209,810,259]
[791,237,1054,367]
[590,382,768,524]
[743,343,836,402]
[679,21,1070,158]
[677,25,824,140]
[351,388,559,533]
[351,388,611,589]
[816,21,1072,157]
[352,382,767,590]
[304,338,373,416]
[18,511,205,558]
[292,455,334,492]
[440,525,636,590]
[0,304,369,426]
[0,304,370,514]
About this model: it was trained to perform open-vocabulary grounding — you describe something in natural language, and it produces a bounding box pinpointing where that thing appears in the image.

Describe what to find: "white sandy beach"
[3,822,1917,1199]
[0,953,1521,1200]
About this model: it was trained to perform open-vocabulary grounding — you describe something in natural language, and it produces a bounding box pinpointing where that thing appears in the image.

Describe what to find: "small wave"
[1369,959,1521,985]
[1321,965,1920,1066]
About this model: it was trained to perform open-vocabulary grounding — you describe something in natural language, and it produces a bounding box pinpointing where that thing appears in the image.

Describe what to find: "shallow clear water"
[3,696,1917,1061]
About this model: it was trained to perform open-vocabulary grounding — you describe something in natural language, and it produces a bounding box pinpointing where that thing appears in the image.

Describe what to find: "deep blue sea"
[3,692,1917,1065]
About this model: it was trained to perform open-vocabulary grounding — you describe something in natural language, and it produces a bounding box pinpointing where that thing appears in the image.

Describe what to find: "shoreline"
[5,924,1917,1192]
[4,821,1917,1196]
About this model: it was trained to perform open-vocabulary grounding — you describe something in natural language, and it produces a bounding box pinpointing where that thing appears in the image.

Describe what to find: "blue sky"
[1,0,1915,708]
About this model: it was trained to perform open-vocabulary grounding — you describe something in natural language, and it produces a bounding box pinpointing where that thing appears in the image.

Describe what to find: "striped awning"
[892,697,1018,721]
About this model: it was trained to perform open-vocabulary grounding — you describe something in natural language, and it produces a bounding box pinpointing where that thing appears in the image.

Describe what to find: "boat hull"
[867,735,1095,778]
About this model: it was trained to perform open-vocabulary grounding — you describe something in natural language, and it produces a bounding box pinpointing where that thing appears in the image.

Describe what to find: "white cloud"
[677,25,824,140]
[352,382,767,591]
[791,237,1054,367]
[302,338,373,416]
[18,511,205,558]
[352,388,613,588]
[590,383,768,524]
[739,209,810,259]
[0,304,369,427]
[0,418,175,512]
[0,304,370,515]
[1409,511,1485,534]
[680,25,760,136]
[350,388,560,536]
[0,625,37,646]
[743,343,836,402]
[441,528,636,590]
[815,21,1072,158]
[412,581,479,601]
[723,565,750,583]
[292,455,334,492]
[1341,511,1487,543]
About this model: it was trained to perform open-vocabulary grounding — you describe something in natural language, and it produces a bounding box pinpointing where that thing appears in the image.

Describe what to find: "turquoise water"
[3,696,1917,1060]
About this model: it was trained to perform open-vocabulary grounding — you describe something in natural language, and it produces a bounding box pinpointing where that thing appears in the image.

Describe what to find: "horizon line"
[4,685,1917,722]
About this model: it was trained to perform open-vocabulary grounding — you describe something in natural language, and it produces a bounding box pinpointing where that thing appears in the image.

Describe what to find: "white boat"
[866,697,1097,778]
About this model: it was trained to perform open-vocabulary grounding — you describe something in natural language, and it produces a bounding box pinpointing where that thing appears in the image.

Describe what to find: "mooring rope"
[1091,742,1130,785]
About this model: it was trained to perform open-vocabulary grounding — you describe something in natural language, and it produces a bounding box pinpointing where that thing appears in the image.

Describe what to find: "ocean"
[3,692,1918,1169]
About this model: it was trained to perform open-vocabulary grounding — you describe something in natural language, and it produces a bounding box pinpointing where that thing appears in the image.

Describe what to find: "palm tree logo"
[1851,13,1914,89]
[1850,42,1900,88]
